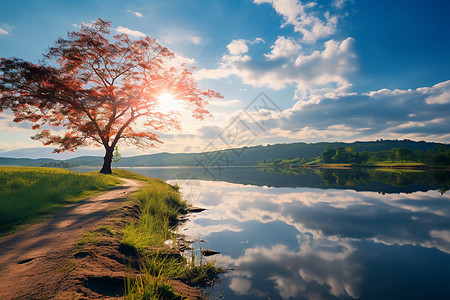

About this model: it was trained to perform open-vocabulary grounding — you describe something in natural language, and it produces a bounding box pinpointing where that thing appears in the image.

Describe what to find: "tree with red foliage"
[0,19,221,173]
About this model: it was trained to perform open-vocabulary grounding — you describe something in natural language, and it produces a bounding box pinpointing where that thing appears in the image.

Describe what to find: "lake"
[115,167,450,299]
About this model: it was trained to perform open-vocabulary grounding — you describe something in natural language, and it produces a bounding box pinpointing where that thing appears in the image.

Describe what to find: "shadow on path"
[0,178,142,299]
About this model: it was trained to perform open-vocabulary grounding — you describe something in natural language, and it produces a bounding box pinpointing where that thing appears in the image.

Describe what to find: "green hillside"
[0,140,448,168]
[0,157,59,167]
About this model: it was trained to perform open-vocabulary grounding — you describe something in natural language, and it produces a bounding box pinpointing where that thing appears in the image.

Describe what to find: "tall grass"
[125,275,185,300]
[0,167,121,236]
[120,174,185,252]
[113,170,223,299]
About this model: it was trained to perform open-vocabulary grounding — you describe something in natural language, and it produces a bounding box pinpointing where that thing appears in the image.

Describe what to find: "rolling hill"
[0,139,448,168]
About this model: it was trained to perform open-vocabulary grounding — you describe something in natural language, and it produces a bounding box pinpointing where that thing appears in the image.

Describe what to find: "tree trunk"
[100,147,113,174]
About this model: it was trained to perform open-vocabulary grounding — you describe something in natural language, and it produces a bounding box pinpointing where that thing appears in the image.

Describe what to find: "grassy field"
[373,162,427,167]
[110,170,222,299]
[0,167,121,236]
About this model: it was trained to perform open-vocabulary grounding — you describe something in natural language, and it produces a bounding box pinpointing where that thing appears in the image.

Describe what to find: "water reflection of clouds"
[360,191,450,216]
[180,222,242,239]
[179,181,450,299]
[216,240,361,299]
[184,181,450,254]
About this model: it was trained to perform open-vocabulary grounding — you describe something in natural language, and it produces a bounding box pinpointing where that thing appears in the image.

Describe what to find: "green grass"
[111,169,158,183]
[75,225,118,247]
[374,162,427,166]
[75,231,100,246]
[120,182,184,252]
[374,168,425,174]
[0,167,121,236]
[305,157,322,165]
[125,276,186,300]
[58,260,77,273]
[112,169,223,299]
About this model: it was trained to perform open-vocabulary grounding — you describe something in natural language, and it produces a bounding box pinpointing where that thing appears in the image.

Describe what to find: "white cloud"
[209,99,241,107]
[423,80,450,104]
[194,68,232,80]
[163,32,202,45]
[126,9,143,18]
[196,37,356,98]
[334,0,347,9]
[170,52,196,66]
[229,277,252,295]
[180,223,242,239]
[265,36,302,59]
[116,26,146,37]
[0,24,14,35]
[0,113,36,133]
[252,37,265,44]
[265,80,450,143]
[196,1,352,100]
[71,21,96,28]
[426,92,450,104]
[254,0,339,43]
[227,39,249,55]
[226,37,264,55]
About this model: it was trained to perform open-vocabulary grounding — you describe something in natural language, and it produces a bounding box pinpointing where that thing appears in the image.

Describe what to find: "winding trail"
[0,178,142,300]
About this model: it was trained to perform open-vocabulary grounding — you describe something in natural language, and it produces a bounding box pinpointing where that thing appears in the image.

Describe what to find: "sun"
[157,92,183,113]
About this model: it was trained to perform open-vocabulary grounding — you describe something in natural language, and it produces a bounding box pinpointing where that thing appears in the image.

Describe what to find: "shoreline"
[259,163,450,171]
[0,169,221,299]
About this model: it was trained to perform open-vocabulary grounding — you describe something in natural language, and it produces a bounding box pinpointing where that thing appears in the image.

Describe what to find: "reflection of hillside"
[125,167,450,194]
[258,166,315,176]
[239,167,449,194]
[318,169,450,194]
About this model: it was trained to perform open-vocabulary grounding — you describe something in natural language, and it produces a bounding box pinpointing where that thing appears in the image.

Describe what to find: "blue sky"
[0,0,449,158]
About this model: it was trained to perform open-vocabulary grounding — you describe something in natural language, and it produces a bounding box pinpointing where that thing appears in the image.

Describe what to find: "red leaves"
[0,18,222,154]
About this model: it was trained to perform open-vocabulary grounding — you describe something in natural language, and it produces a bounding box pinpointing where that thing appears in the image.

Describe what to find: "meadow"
[0,167,121,236]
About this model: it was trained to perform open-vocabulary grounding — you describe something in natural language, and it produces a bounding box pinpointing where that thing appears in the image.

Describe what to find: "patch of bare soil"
[53,204,142,299]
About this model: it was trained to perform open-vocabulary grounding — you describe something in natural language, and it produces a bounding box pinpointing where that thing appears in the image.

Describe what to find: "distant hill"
[0,157,59,167]
[1,139,448,168]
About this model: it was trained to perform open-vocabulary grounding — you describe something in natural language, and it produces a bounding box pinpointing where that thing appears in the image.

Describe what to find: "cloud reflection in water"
[177,181,450,299]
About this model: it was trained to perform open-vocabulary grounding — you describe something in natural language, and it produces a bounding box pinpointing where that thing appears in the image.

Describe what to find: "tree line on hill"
[263,145,450,167]
[321,146,450,165]
[40,162,80,168]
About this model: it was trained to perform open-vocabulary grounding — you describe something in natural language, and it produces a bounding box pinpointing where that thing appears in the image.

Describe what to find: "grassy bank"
[1,167,221,298]
[111,170,222,299]
[0,167,121,236]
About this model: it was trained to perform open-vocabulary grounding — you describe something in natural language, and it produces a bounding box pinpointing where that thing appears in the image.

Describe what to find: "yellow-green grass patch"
[0,167,121,236]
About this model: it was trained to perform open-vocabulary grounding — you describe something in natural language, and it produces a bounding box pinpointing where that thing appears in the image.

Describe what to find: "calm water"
[102,167,450,299]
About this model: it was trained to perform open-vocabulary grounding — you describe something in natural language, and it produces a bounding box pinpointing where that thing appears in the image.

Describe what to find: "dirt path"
[0,178,142,300]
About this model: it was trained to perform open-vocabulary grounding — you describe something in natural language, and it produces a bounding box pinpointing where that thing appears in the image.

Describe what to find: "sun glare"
[157,92,183,113]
